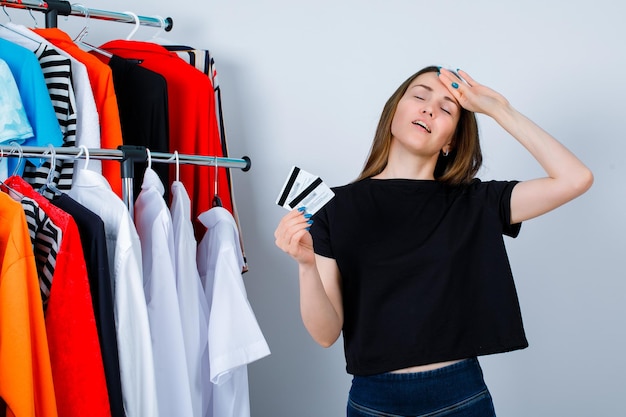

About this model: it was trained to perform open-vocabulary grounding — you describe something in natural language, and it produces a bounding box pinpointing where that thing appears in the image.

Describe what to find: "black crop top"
[310,178,528,376]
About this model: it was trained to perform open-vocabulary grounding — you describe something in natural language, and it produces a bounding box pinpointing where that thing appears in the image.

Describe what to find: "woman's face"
[390,71,461,157]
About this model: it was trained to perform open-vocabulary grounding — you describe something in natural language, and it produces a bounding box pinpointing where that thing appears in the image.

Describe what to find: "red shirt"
[99,40,232,238]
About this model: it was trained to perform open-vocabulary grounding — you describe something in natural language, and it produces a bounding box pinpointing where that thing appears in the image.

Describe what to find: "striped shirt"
[22,43,78,196]
[20,196,63,310]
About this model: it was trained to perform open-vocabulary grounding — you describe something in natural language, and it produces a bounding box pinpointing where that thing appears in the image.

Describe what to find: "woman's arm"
[439,68,594,223]
[274,209,344,347]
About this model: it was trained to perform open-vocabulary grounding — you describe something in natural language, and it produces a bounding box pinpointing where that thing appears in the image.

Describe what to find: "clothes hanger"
[2,5,12,22]
[124,11,140,40]
[9,141,24,177]
[76,145,90,170]
[174,151,180,182]
[72,4,113,58]
[0,13,43,46]
[38,144,62,197]
[212,157,222,207]
[0,143,25,200]
[27,5,39,28]
[166,150,180,182]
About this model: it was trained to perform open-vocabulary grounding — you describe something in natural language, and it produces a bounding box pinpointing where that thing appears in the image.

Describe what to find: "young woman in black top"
[274,65,593,416]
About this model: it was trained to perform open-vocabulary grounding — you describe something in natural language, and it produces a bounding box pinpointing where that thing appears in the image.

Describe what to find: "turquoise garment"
[0,38,63,175]
[0,58,33,143]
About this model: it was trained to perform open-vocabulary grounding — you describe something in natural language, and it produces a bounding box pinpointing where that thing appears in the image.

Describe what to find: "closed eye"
[441,107,451,115]
[414,96,424,100]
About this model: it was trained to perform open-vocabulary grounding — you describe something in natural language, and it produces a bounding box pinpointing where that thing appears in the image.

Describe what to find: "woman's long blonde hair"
[356,66,482,185]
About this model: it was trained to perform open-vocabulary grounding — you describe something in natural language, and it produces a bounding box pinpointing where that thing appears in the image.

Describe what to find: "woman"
[274,66,593,416]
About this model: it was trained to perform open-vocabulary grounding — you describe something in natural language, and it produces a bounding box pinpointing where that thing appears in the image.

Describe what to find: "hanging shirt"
[68,168,159,417]
[107,55,170,203]
[197,207,270,417]
[0,22,103,180]
[134,168,194,417]
[170,180,210,417]
[0,57,33,180]
[21,43,78,194]
[164,45,247,271]
[100,40,232,240]
[32,27,124,198]
[19,195,62,310]
[0,192,58,417]
[5,176,111,417]
[51,193,125,417]
[0,38,63,176]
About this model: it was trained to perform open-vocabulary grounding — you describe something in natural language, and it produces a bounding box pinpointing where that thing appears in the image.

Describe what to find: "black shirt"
[310,178,528,375]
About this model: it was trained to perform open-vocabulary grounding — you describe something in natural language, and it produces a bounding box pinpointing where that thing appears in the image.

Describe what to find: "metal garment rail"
[0,0,173,31]
[0,145,251,214]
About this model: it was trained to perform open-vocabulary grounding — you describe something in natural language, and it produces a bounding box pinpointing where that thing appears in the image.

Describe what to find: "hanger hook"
[44,144,57,185]
[124,11,140,40]
[211,156,223,207]
[146,148,152,169]
[77,145,90,170]
[28,8,39,28]
[73,4,90,42]
[149,15,166,40]
[9,142,23,176]
[2,5,12,22]
[174,151,180,182]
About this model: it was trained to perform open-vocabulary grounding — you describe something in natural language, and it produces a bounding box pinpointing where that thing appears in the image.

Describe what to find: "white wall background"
[7,0,625,415]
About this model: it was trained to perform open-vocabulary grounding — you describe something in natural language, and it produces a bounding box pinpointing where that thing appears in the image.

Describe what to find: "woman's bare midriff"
[389,359,465,374]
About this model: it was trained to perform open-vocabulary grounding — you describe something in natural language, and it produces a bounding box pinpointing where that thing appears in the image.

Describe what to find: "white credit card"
[276,166,334,215]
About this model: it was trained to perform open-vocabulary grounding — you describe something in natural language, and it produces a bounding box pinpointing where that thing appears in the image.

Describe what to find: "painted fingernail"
[307,219,314,225]
[304,213,313,218]
[451,82,459,89]
[297,207,306,212]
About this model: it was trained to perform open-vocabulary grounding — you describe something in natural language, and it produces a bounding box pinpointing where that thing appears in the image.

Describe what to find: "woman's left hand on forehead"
[438,68,510,116]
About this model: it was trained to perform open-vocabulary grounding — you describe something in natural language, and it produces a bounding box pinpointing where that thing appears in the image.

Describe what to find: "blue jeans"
[347,358,496,417]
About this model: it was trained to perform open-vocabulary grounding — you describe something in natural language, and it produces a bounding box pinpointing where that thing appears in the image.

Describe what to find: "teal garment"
[0,58,33,143]
[0,58,33,179]
[0,38,63,175]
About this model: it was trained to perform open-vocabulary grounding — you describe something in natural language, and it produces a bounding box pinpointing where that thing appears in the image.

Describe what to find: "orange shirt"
[32,28,123,198]
[5,177,112,417]
[0,192,58,417]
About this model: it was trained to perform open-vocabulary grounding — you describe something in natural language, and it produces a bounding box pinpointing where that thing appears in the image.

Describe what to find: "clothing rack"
[0,0,173,31]
[0,144,251,214]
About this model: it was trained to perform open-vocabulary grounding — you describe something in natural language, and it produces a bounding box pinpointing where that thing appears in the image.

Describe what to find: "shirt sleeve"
[482,180,521,238]
[310,198,335,258]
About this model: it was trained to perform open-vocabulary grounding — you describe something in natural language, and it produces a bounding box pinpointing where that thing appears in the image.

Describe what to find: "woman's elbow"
[573,167,594,197]
[312,331,341,348]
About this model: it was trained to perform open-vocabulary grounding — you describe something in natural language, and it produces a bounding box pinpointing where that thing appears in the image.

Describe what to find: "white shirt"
[170,181,210,417]
[134,169,194,417]
[197,207,270,417]
[68,168,158,417]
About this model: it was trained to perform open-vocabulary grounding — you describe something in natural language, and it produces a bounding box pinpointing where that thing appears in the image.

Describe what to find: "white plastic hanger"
[124,11,140,40]
[76,145,90,170]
